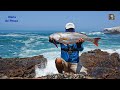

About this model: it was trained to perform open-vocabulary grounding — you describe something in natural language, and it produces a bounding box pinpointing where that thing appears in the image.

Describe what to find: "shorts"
[60,58,87,74]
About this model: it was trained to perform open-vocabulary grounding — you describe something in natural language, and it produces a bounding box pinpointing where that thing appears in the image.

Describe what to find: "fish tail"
[93,38,101,46]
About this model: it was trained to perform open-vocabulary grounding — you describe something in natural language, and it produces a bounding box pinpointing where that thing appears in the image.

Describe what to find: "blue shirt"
[60,43,84,63]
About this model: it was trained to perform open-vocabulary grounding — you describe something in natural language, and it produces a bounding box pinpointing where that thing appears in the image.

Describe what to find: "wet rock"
[0,74,8,79]
[38,73,93,79]
[80,49,120,79]
[0,55,47,78]
[1,49,120,79]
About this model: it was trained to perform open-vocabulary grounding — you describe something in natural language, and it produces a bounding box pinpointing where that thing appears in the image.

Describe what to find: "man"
[49,22,87,75]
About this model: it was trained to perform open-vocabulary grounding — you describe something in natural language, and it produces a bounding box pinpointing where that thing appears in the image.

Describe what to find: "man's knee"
[55,58,63,64]
[55,58,63,73]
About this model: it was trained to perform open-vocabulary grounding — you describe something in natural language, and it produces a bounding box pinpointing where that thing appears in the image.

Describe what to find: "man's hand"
[49,37,58,48]
[76,38,84,48]
[76,38,84,43]
[49,37,56,43]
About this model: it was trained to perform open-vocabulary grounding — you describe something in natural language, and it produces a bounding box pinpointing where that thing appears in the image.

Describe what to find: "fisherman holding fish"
[49,22,100,75]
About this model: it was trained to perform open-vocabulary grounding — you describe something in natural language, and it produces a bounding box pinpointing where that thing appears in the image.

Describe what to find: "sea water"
[0,30,120,77]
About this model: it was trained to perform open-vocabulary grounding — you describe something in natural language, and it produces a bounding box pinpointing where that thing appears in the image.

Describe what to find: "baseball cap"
[65,22,75,29]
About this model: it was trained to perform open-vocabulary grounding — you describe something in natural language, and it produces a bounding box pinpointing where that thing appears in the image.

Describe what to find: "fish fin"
[93,38,101,46]
[53,40,58,48]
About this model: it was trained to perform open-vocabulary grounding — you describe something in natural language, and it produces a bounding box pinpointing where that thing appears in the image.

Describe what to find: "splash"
[35,51,60,77]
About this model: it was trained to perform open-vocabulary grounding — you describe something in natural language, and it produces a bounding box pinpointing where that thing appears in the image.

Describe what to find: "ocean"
[0,30,120,77]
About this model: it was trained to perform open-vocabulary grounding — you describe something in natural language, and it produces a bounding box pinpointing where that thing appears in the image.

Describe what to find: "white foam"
[101,48,120,54]
[35,59,58,77]
[80,47,120,55]
[21,35,48,46]
[19,47,60,58]
[19,49,42,57]
[34,41,45,45]
[116,49,120,54]
[22,37,36,46]
[38,35,48,39]
[0,33,24,37]
[35,51,60,77]
[83,47,120,54]
[88,32,104,35]
[25,35,48,40]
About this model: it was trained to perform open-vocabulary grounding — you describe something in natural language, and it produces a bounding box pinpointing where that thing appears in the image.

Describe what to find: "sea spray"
[35,51,60,77]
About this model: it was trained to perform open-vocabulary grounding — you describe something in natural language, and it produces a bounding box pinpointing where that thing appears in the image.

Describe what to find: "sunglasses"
[65,29,75,32]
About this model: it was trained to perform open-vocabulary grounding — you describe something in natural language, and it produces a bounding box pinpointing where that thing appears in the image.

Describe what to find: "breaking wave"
[88,32,104,35]
[0,33,24,37]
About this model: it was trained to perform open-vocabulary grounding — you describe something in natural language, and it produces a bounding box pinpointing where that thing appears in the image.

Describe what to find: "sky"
[0,11,120,32]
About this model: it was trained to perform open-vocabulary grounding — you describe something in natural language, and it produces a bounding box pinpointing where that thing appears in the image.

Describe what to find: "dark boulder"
[0,55,47,78]
[80,49,120,79]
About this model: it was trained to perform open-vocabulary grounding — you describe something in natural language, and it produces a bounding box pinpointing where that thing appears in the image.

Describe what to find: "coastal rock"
[36,49,120,79]
[80,49,120,79]
[104,26,120,34]
[1,49,120,79]
[0,55,47,78]
[38,73,94,79]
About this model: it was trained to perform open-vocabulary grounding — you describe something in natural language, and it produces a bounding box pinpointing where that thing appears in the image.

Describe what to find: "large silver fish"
[49,32,101,48]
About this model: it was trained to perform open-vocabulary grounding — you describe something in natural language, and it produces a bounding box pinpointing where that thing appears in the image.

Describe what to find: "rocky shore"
[38,73,94,79]
[0,55,47,79]
[0,49,120,79]
[38,49,120,79]
[80,49,120,79]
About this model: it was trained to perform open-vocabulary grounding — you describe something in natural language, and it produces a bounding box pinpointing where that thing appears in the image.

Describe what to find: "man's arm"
[76,42,84,51]
[76,38,84,51]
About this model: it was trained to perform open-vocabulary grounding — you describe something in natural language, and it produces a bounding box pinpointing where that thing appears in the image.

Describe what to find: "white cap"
[65,22,75,29]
